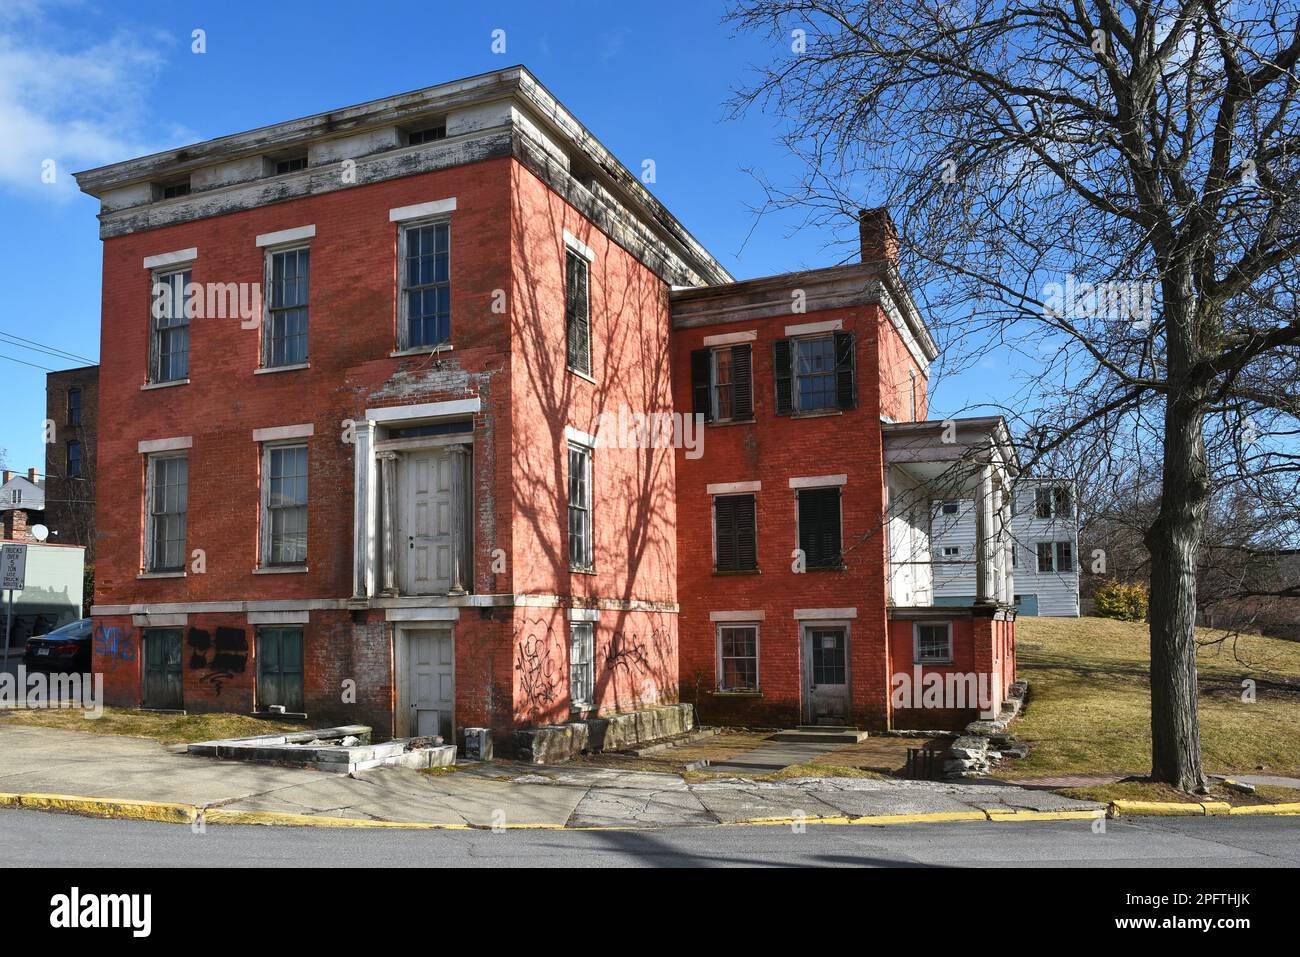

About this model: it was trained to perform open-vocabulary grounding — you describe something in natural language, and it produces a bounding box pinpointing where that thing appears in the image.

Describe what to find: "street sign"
[1,543,27,590]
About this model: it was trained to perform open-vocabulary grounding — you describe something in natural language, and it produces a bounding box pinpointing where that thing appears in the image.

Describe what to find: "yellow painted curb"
[985,808,1105,822]
[0,792,196,824]
[1109,799,1235,817]
[202,808,466,829]
[1227,802,1300,816]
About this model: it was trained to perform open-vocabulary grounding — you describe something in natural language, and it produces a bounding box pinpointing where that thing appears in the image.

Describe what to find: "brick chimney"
[858,207,899,265]
[27,467,39,484]
[1,470,11,484]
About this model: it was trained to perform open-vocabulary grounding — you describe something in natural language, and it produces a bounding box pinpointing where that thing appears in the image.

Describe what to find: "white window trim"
[702,330,757,347]
[256,225,315,248]
[793,607,858,620]
[569,619,595,710]
[709,610,766,622]
[913,620,954,664]
[260,440,308,569]
[715,622,761,693]
[396,216,453,351]
[785,318,842,337]
[252,424,314,443]
[564,425,599,448]
[706,481,760,495]
[563,229,595,261]
[143,248,197,270]
[389,198,457,222]
[138,436,192,455]
[789,474,847,489]
[248,610,309,625]
[144,451,188,574]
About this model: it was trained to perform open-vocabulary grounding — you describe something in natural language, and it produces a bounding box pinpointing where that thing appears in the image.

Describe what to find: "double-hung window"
[713,494,757,571]
[400,221,451,349]
[257,627,304,712]
[265,246,309,367]
[565,250,591,376]
[914,622,953,663]
[1033,484,1073,518]
[150,269,190,383]
[774,332,856,414]
[568,443,593,571]
[263,444,308,566]
[717,624,759,691]
[797,486,843,569]
[690,344,754,422]
[67,440,82,478]
[146,454,188,572]
[67,387,81,426]
[569,620,594,710]
[1036,541,1074,573]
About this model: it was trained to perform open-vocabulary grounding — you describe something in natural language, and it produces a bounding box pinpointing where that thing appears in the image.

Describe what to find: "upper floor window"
[1033,485,1073,518]
[565,250,591,376]
[1036,541,1074,573]
[67,387,81,426]
[399,221,450,349]
[146,453,188,572]
[941,500,960,515]
[67,440,82,478]
[713,493,757,571]
[273,153,308,175]
[567,442,593,571]
[150,269,190,383]
[265,246,309,367]
[263,444,308,566]
[407,124,447,145]
[691,344,753,423]
[797,486,842,569]
[157,177,191,199]
[774,332,856,415]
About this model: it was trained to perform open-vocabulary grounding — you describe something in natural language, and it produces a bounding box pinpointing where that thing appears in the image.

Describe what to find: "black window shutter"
[799,488,842,568]
[714,496,736,569]
[735,495,757,569]
[566,253,590,374]
[691,349,713,422]
[774,339,793,415]
[731,344,753,419]
[834,331,856,410]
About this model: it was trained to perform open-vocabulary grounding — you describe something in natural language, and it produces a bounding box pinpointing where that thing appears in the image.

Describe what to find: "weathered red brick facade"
[79,68,1016,740]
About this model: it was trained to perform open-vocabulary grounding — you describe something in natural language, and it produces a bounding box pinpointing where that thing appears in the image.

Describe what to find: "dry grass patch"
[1058,779,1299,807]
[1001,617,1300,780]
[566,730,775,777]
[0,706,301,745]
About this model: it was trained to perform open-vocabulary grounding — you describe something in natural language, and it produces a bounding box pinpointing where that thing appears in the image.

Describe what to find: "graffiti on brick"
[93,625,135,667]
[514,619,559,718]
[187,626,248,695]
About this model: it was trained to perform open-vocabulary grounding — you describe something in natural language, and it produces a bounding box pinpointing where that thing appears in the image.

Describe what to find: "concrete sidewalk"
[0,722,1108,829]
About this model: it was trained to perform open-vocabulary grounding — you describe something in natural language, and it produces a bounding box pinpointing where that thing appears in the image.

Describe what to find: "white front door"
[407,629,454,739]
[400,449,456,595]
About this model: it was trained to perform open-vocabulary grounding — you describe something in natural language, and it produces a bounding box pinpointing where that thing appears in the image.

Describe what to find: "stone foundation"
[513,703,695,765]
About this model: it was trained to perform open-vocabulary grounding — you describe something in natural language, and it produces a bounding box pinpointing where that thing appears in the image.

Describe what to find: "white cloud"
[0,5,176,198]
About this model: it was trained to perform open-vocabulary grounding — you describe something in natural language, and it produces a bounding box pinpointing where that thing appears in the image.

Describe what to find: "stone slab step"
[771,727,869,744]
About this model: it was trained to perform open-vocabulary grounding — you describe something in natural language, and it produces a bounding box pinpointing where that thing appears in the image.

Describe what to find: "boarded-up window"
[714,494,757,571]
[257,627,304,712]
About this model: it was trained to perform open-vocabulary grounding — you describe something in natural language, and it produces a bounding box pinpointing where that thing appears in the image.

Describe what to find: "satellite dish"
[31,524,49,542]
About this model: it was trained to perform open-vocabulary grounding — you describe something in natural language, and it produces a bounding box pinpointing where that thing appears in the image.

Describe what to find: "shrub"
[1093,580,1149,621]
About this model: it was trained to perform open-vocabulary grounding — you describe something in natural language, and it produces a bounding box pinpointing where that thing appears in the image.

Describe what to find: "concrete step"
[771,727,869,744]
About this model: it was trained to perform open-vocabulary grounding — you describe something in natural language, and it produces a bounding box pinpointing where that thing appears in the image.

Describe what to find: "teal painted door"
[143,629,183,710]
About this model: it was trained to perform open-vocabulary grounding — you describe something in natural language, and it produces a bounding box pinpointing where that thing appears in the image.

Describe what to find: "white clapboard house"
[929,477,1080,616]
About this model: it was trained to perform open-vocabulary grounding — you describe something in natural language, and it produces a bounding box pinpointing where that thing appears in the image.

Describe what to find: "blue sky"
[0,0,1004,472]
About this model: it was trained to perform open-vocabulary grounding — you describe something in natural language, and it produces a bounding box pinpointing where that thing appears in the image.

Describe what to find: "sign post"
[1,543,28,669]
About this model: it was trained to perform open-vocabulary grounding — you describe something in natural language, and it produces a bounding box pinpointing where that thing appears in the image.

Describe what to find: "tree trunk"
[1144,393,1209,792]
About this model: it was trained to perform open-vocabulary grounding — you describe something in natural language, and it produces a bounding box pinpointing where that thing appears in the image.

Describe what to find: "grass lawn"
[0,706,302,745]
[1000,616,1300,781]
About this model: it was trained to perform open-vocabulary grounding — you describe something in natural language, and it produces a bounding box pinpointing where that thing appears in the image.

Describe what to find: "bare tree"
[729,0,1300,790]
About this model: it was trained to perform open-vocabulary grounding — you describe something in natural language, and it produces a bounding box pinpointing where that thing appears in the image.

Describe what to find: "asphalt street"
[1,808,1297,867]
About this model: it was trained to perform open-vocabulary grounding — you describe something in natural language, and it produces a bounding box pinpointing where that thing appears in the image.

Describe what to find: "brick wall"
[43,365,98,557]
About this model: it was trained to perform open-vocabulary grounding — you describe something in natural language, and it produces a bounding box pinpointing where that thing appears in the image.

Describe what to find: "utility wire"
[0,331,96,366]
[0,352,54,372]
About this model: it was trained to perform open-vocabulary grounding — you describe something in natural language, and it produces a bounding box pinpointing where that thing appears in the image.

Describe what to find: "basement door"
[142,629,183,710]
[399,449,456,595]
[802,624,850,725]
[407,629,454,740]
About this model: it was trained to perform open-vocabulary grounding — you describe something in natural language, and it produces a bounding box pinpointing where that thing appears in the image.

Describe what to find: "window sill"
[804,564,847,573]
[567,367,597,385]
[914,660,955,667]
[569,566,597,576]
[791,409,843,419]
[706,418,756,428]
[253,565,309,575]
[713,568,760,576]
[254,363,310,375]
[391,344,453,358]
[712,690,763,698]
[137,571,186,579]
[141,379,189,391]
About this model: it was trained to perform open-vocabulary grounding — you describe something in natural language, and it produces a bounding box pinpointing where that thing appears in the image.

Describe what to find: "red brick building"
[76,67,1016,738]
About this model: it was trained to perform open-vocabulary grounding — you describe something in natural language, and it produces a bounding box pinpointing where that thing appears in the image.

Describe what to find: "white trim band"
[252,424,315,443]
[255,225,316,247]
[389,198,457,222]
[248,610,309,625]
[563,230,595,261]
[366,397,480,423]
[709,610,766,622]
[143,248,197,270]
[785,319,843,337]
[385,607,461,622]
[132,613,188,627]
[789,474,847,489]
[564,425,598,448]
[702,330,757,347]
[707,481,760,495]
[794,607,858,620]
[138,436,192,454]
[568,607,601,622]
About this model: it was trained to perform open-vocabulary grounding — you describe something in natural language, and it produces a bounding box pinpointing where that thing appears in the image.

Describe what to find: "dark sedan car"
[22,618,93,673]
